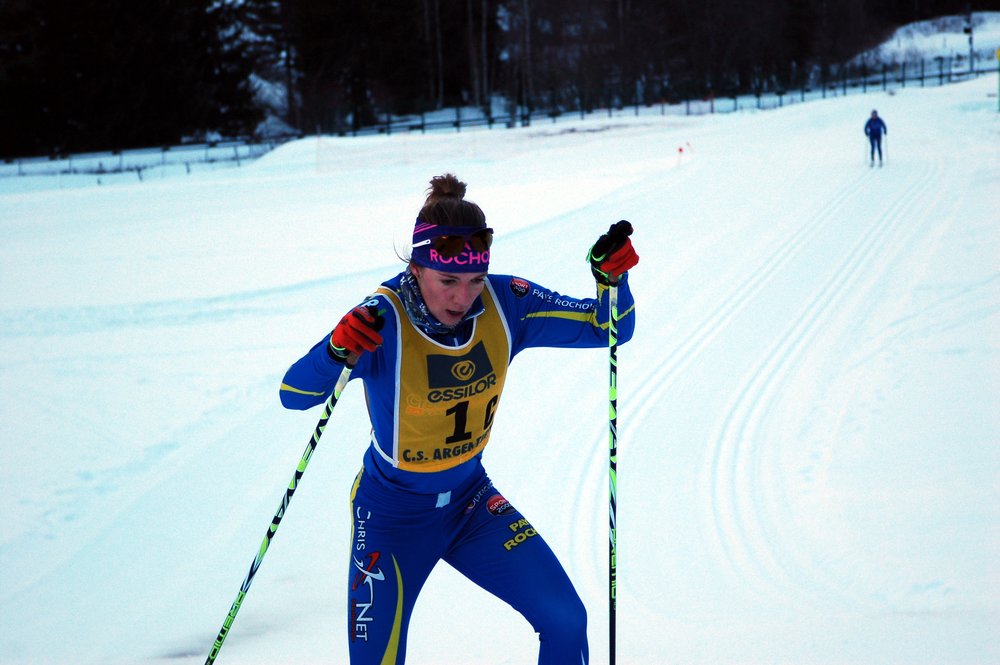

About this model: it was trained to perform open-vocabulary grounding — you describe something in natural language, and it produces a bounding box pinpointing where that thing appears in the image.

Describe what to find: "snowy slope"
[1,34,998,665]
[856,11,1000,64]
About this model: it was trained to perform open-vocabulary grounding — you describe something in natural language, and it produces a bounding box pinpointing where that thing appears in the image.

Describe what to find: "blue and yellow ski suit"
[280,271,635,665]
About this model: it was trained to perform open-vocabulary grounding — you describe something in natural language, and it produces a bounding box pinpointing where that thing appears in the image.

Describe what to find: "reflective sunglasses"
[413,227,494,257]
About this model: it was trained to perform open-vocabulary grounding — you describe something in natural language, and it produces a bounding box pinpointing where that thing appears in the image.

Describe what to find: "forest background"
[1,0,997,157]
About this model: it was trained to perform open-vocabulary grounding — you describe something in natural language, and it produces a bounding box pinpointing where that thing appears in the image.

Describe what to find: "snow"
[857,12,1000,65]
[1,19,999,665]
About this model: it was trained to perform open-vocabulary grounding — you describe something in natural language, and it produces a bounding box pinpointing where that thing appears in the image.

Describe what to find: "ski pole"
[607,281,619,665]
[205,359,356,665]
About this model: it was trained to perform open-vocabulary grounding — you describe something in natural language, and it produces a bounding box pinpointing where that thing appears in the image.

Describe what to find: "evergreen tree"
[3,0,996,156]
[0,0,260,157]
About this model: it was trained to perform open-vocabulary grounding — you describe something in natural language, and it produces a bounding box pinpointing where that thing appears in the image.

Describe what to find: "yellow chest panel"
[376,285,510,472]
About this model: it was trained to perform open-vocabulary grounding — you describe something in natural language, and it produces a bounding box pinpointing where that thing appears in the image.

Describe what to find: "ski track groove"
[625,167,871,433]
[707,148,950,611]
[559,160,873,621]
[558,159,873,626]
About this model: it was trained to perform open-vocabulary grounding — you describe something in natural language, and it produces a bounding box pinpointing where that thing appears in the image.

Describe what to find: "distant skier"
[864,109,887,166]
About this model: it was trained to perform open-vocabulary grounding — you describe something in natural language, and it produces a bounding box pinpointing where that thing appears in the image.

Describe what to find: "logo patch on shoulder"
[487,494,515,516]
[509,278,530,298]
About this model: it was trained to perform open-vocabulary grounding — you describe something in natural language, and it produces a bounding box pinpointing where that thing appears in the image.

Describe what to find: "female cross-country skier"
[279,173,638,665]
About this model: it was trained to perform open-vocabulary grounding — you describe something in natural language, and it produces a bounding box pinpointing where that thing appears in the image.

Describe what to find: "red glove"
[329,305,384,360]
[589,220,639,284]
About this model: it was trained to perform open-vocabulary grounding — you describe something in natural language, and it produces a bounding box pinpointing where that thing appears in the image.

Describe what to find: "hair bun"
[417,173,486,229]
[426,174,467,205]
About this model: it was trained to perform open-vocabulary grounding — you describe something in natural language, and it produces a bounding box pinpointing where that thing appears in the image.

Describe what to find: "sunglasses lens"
[429,229,493,257]
[468,229,493,252]
[432,235,467,257]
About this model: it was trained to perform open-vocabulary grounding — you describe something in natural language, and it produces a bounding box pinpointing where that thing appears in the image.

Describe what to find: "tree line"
[0,0,988,158]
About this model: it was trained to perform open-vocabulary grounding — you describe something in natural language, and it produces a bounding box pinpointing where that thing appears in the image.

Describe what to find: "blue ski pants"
[347,464,589,664]
[869,135,883,162]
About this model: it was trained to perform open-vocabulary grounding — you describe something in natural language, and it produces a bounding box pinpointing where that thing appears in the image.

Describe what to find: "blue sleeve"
[489,273,636,359]
[278,335,347,410]
[278,293,394,410]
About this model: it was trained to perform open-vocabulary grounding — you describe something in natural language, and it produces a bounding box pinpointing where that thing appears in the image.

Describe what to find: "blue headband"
[411,221,492,273]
